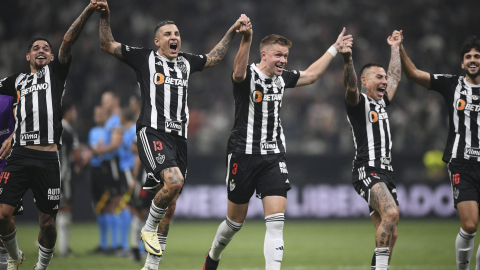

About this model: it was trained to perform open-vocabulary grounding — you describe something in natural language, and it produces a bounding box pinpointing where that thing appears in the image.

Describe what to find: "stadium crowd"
[1,0,478,156]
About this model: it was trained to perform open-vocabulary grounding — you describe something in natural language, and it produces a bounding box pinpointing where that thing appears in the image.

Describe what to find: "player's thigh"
[448,161,480,210]
[457,201,479,232]
[256,154,290,212]
[370,182,397,216]
[262,195,287,217]
[225,153,257,206]
[227,200,249,223]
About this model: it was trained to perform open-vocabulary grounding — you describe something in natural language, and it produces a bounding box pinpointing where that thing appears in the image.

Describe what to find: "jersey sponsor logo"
[459,91,480,100]
[0,128,10,136]
[261,141,278,150]
[368,111,388,123]
[48,188,60,200]
[21,131,39,141]
[165,120,182,131]
[380,157,391,165]
[465,147,480,157]
[20,82,49,97]
[153,73,188,87]
[456,99,480,112]
[263,93,283,102]
[252,91,263,102]
[279,161,288,174]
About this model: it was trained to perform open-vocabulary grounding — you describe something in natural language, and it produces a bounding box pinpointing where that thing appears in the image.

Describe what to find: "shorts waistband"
[11,146,58,161]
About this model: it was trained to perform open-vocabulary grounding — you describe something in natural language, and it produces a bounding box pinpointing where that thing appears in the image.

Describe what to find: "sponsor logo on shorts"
[48,188,60,200]
[465,147,480,157]
[156,154,165,164]
[165,120,182,131]
[21,131,39,141]
[391,188,396,193]
[454,188,460,200]
[53,205,58,210]
[261,141,277,150]
[229,179,235,191]
[279,162,288,174]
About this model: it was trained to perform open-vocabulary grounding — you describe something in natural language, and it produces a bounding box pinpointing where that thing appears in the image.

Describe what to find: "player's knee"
[165,175,184,193]
[40,221,57,238]
[382,207,398,224]
[392,229,398,242]
[462,221,478,234]
[0,212,12,225]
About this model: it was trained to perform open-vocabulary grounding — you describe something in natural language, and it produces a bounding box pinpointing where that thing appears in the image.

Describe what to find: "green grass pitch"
[14,220,462,269]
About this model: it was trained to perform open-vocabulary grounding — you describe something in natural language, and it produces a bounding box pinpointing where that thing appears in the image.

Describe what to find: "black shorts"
[0,147,60,215]
[89,165,109,204]
[447,160,480,208]
[352,166,399,215]
[225,152,291,204]
[137,126,187,192]
[106,157,127,197]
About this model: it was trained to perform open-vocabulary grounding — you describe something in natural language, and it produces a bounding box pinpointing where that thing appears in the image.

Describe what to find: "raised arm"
[385,31,402,101]
[0,107,15,160]
[339,38,359,106]
[399,33,431,89]
[296,28,352,87]
[94,0,123,60]
[204,15,250,68]
[232,17,253,83]
[58,2,97,64]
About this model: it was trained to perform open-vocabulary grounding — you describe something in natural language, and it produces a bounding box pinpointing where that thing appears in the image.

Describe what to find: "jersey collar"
[252,64,275,80]
[464,77,480,88]
[155,51,178,63]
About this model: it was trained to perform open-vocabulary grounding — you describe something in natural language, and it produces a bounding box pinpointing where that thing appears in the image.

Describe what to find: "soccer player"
[0,2,97,269]
[400,34,480,270]
[203,24,352,269]
[340,31,402,270]
[57,100,81,257]
[93,0,251,269]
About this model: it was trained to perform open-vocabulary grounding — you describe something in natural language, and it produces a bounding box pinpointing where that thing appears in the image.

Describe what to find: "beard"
[465,66,480,80]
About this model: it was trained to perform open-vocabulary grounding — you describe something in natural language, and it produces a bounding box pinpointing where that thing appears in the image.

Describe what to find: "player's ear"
[154,38,160,47]
[50,54,54,61]
[26,53,31,62]
[361,75,367,86]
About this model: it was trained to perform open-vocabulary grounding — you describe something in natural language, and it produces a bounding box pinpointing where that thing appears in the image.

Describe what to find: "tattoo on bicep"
[387,47,401,87]
[205,31,235,67]
[343,61,358,90]
[113,46,123,60]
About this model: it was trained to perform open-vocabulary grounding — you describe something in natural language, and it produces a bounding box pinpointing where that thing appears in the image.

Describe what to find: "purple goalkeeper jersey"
[0,94,14,171]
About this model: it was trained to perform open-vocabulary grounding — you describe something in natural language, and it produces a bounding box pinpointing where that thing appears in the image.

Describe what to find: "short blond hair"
[260,34,292,53]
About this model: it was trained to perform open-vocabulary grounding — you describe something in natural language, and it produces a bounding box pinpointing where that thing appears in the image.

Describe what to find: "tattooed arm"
[95,1,123,60]
[297,28,352,87]
[385,30,402,101]
[205,15,250,68]
[232,15,253,82]
[339,37,359,106]
[58,3,96,65]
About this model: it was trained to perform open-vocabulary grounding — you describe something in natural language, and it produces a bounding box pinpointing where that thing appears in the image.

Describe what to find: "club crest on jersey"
[156,153,165,164]
[21,131,39,141]
[36,68,46,79]
[261,141,278,150]
[0,188,3,195]
[165,120,182,131]
[465,148,480,157]
[229,179,235,191]
[273,77,282,88]
[368,110,388,123]
[176,62,187,74]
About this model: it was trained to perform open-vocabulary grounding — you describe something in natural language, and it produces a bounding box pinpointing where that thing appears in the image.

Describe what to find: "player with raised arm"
[0,2,98,269]
[400,34,480,270]
[203,24,352,269]
[341,31,402,270]
[92,1,251,269]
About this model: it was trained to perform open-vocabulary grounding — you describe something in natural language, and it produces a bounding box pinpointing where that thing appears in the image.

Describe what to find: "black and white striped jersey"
[346,93,393,173]
[429,74,480,163]
[227,64,300,155]
[0,57,71,147]
[60,119,79,182]
[120,44,206,139]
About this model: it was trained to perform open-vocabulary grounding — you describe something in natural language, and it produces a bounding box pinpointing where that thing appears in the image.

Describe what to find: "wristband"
[327,46,338,57]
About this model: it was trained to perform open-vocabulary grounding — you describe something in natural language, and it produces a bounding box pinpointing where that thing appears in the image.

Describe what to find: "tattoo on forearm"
[100,14,123,60]
[38,212,57,248]
[387,46,401,89]
[343,58,357,91]
[59,7,93,64]
[205,30,236,68]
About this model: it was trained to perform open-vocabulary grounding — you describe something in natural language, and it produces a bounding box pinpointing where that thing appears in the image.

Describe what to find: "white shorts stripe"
[139,127,156,170]
[225,153,232,186]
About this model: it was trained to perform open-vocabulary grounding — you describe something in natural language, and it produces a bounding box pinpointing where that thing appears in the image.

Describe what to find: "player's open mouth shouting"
[377,86,386,97]
[170,42,178,54]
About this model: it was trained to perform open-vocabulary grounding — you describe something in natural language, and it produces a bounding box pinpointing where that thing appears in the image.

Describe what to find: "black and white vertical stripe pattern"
[347,93,393,171]
[12,64,65,147]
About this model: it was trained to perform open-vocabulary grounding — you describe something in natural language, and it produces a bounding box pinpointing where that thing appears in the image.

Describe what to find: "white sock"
[0,230,19,260]
[130,216,142,248]
[456,228,475,270]
[475,243,480,270]
[209,217,243,261]
[143,201,167,232]
[375,247,389,270]
[35,244,55,270]
[264,213,285,270]
[158,235,167,262]
[144,252,161,269]
[56,211,71,256]
[0,246,8,270]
